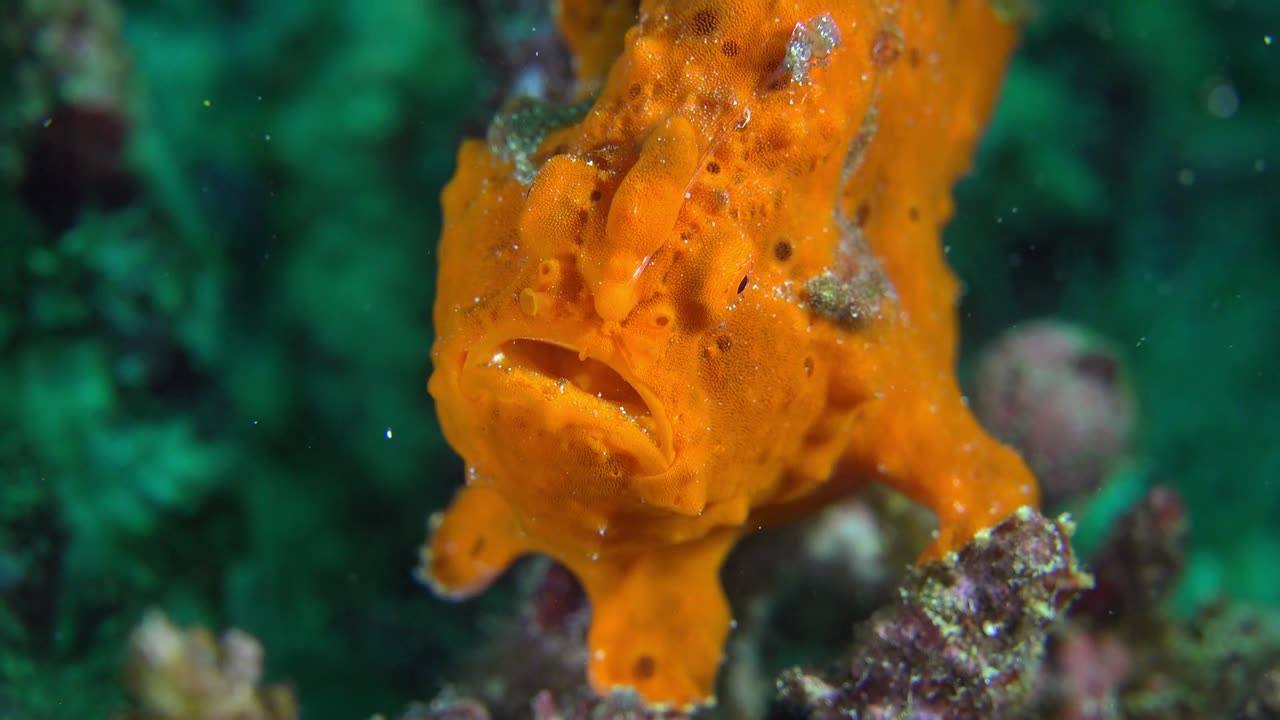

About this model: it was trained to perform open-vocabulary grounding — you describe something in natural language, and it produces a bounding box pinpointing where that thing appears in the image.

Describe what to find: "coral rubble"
[121,610,297,720]
[775,507,1091,718]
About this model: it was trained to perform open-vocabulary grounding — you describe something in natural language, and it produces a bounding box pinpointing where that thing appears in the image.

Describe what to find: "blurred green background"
[1,0,1276,717]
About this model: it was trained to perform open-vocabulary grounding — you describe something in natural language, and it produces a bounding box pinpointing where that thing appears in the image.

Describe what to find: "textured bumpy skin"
[423,0,1037,708]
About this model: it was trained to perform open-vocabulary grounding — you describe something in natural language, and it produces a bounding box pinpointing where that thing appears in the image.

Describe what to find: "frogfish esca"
[421,0,1038,708]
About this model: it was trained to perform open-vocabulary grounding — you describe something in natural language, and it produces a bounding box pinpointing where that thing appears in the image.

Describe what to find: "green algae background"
[1,1,1277,718]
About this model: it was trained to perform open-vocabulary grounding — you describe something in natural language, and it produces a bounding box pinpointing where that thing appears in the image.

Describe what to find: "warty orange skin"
[421,0,1037,708]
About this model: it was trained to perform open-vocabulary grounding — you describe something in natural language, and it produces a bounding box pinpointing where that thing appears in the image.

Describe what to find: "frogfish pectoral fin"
[841,394,1040,563]
[916,432,1041,563]
[417,484,531,599]
[566,527,739,710]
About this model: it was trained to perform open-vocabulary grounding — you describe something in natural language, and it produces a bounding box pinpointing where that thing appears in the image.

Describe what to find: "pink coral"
[973,319,1137,506]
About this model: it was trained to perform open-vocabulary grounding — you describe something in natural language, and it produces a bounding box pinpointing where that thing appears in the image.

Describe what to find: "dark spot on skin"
[655,314,671,327]
[716,335,733,352]
[803,356,814,377]
[909,47,921,68]
[691,9,718,36]
[629,83,642,98]
[773,240,793,261]
[553,143,569,155]
[908,206,920,222]
[737,276,750,293]
[706,160,721,174]
[871,29,903,68]
[634,655,656,679]
[470,538,486,557]
[590,189,602,201]
[578,209,590,224]
[1074,351,1118,387]
[721,39,740,57]
[855,202,871,227]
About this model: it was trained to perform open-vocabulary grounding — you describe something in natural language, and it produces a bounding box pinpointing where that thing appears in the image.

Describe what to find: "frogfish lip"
[463,336,675,477]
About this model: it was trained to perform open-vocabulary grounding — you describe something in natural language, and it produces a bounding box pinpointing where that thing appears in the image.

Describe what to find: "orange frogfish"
[421,0,1037,709]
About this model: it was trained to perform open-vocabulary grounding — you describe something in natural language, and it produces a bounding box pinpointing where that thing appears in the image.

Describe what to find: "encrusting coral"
[422,0,1036,708]
[1034,486,1280,720]
[775,507,1093,718]
[121,610,298,720]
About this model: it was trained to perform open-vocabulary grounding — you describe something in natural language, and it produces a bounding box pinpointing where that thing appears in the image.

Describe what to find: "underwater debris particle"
[486,96,595,184]
[806,268,890,327]
[841,105,880,188]
[783,14,843,85]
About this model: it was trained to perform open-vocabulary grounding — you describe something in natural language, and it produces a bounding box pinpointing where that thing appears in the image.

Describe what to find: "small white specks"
[597,524,608,537]
[589,552,600,561]
[491,351,506,364]
[952,500,967,514]
[385,427,393,440]
[594,649,607,661]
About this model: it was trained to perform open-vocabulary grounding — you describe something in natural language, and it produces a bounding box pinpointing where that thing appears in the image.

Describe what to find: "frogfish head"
[429,112,864,557]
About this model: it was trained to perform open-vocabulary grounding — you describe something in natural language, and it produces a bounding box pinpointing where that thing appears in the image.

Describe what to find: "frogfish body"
[421,0,1038,708]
